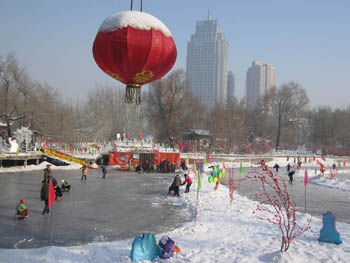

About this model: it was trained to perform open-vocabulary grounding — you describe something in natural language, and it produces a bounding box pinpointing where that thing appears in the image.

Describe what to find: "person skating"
[181,174,192,193]
[286,163,291,172]
[15,199,28,220]
[81,164,88,181]
[288,170,295,184]
[101,165,107,178]
[61,179,71,192]
[273,163,280,172]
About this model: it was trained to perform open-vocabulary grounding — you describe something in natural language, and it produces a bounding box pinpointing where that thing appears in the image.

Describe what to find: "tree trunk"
[275,128,280,151]
[6,118,12,138]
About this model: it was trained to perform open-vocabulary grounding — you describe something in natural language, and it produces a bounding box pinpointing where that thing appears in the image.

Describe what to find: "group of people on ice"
[40,164,71,215]
[16,164,72,219]
[168,172,192,197]
[272,162,296,184]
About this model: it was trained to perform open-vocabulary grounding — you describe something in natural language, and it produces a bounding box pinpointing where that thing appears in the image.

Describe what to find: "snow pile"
[0,161,81,174]
[98,11,172,37]
[309,175,350,192]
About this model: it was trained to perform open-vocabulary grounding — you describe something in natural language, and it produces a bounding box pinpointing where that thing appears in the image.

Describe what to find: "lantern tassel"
[125,84,141,104]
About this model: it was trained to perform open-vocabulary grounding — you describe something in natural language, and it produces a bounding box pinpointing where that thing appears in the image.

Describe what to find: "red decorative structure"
[93,9,177,104]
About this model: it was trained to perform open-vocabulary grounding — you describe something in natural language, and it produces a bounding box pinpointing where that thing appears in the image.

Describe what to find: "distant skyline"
[1,0,349,108]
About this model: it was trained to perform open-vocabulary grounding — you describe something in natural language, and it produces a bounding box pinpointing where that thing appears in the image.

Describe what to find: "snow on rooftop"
[98,11,172,37]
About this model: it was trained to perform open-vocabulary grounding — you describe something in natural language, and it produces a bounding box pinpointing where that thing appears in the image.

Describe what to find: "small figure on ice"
[286,163,291,172]
[15,199,28,220]
[52,176,62,200]
[61,179,71,192]
[101,165,107,179]
[81,164,88,181]
[288,170,295,184]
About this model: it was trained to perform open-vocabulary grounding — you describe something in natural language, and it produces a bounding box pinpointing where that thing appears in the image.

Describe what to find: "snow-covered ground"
[1,157,349,262]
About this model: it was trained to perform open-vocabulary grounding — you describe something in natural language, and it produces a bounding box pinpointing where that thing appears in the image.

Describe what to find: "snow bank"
[0,161,81,173]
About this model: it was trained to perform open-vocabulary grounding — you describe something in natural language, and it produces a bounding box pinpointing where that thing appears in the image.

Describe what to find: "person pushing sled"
[168,175,181,196]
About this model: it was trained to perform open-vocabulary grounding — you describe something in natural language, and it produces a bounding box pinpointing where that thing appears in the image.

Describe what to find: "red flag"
[139,129,143,140]
[48,178,56,209]
[304,169,309,186]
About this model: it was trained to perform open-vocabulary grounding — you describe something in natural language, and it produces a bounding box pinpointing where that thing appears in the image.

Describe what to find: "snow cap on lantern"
[98,11,172,37]
[93,11,177,104]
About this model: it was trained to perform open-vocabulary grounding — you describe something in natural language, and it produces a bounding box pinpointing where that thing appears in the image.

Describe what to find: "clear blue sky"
[1,0,349,108]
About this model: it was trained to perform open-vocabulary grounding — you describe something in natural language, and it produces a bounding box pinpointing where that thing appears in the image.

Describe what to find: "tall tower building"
[246,61,275,110]
[186,16,229,109]
[227,70,235,103]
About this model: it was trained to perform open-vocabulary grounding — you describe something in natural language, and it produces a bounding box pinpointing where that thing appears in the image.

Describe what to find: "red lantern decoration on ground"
[93,9,177,104]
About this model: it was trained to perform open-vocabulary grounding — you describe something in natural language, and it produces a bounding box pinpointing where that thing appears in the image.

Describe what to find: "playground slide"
[43,148,87,166]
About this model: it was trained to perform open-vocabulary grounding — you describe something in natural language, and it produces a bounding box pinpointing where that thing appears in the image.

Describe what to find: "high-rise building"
[246,61,275,110]
[227,70,235,103]
[186,16,229,109]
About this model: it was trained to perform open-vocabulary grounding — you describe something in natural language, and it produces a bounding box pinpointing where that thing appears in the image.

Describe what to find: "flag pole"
[194,167,202,226]
[48,177,56,245]
[194,185,200,226]
[304,169,309,213]
[304,185,306,213]
[50,205,54,244]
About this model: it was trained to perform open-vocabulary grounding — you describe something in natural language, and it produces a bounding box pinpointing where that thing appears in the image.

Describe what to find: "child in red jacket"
[181,174,192,193]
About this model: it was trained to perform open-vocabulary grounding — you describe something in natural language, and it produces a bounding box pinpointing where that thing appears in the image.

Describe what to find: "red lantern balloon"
[93,11,177,104]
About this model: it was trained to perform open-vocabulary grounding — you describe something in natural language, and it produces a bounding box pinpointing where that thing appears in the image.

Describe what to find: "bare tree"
[308,106,350,153]
[245,107,273,144]
[72,85,144,142]
[266,82,309,150]
[0,53,79,143]
[206,99,246,152]
[144,69,201,144]
[0,54,27,137]
[333,107,350,150]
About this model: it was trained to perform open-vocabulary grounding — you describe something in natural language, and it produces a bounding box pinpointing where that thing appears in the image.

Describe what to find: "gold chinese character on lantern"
[106,70,124,82]
[133,70,154,83]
